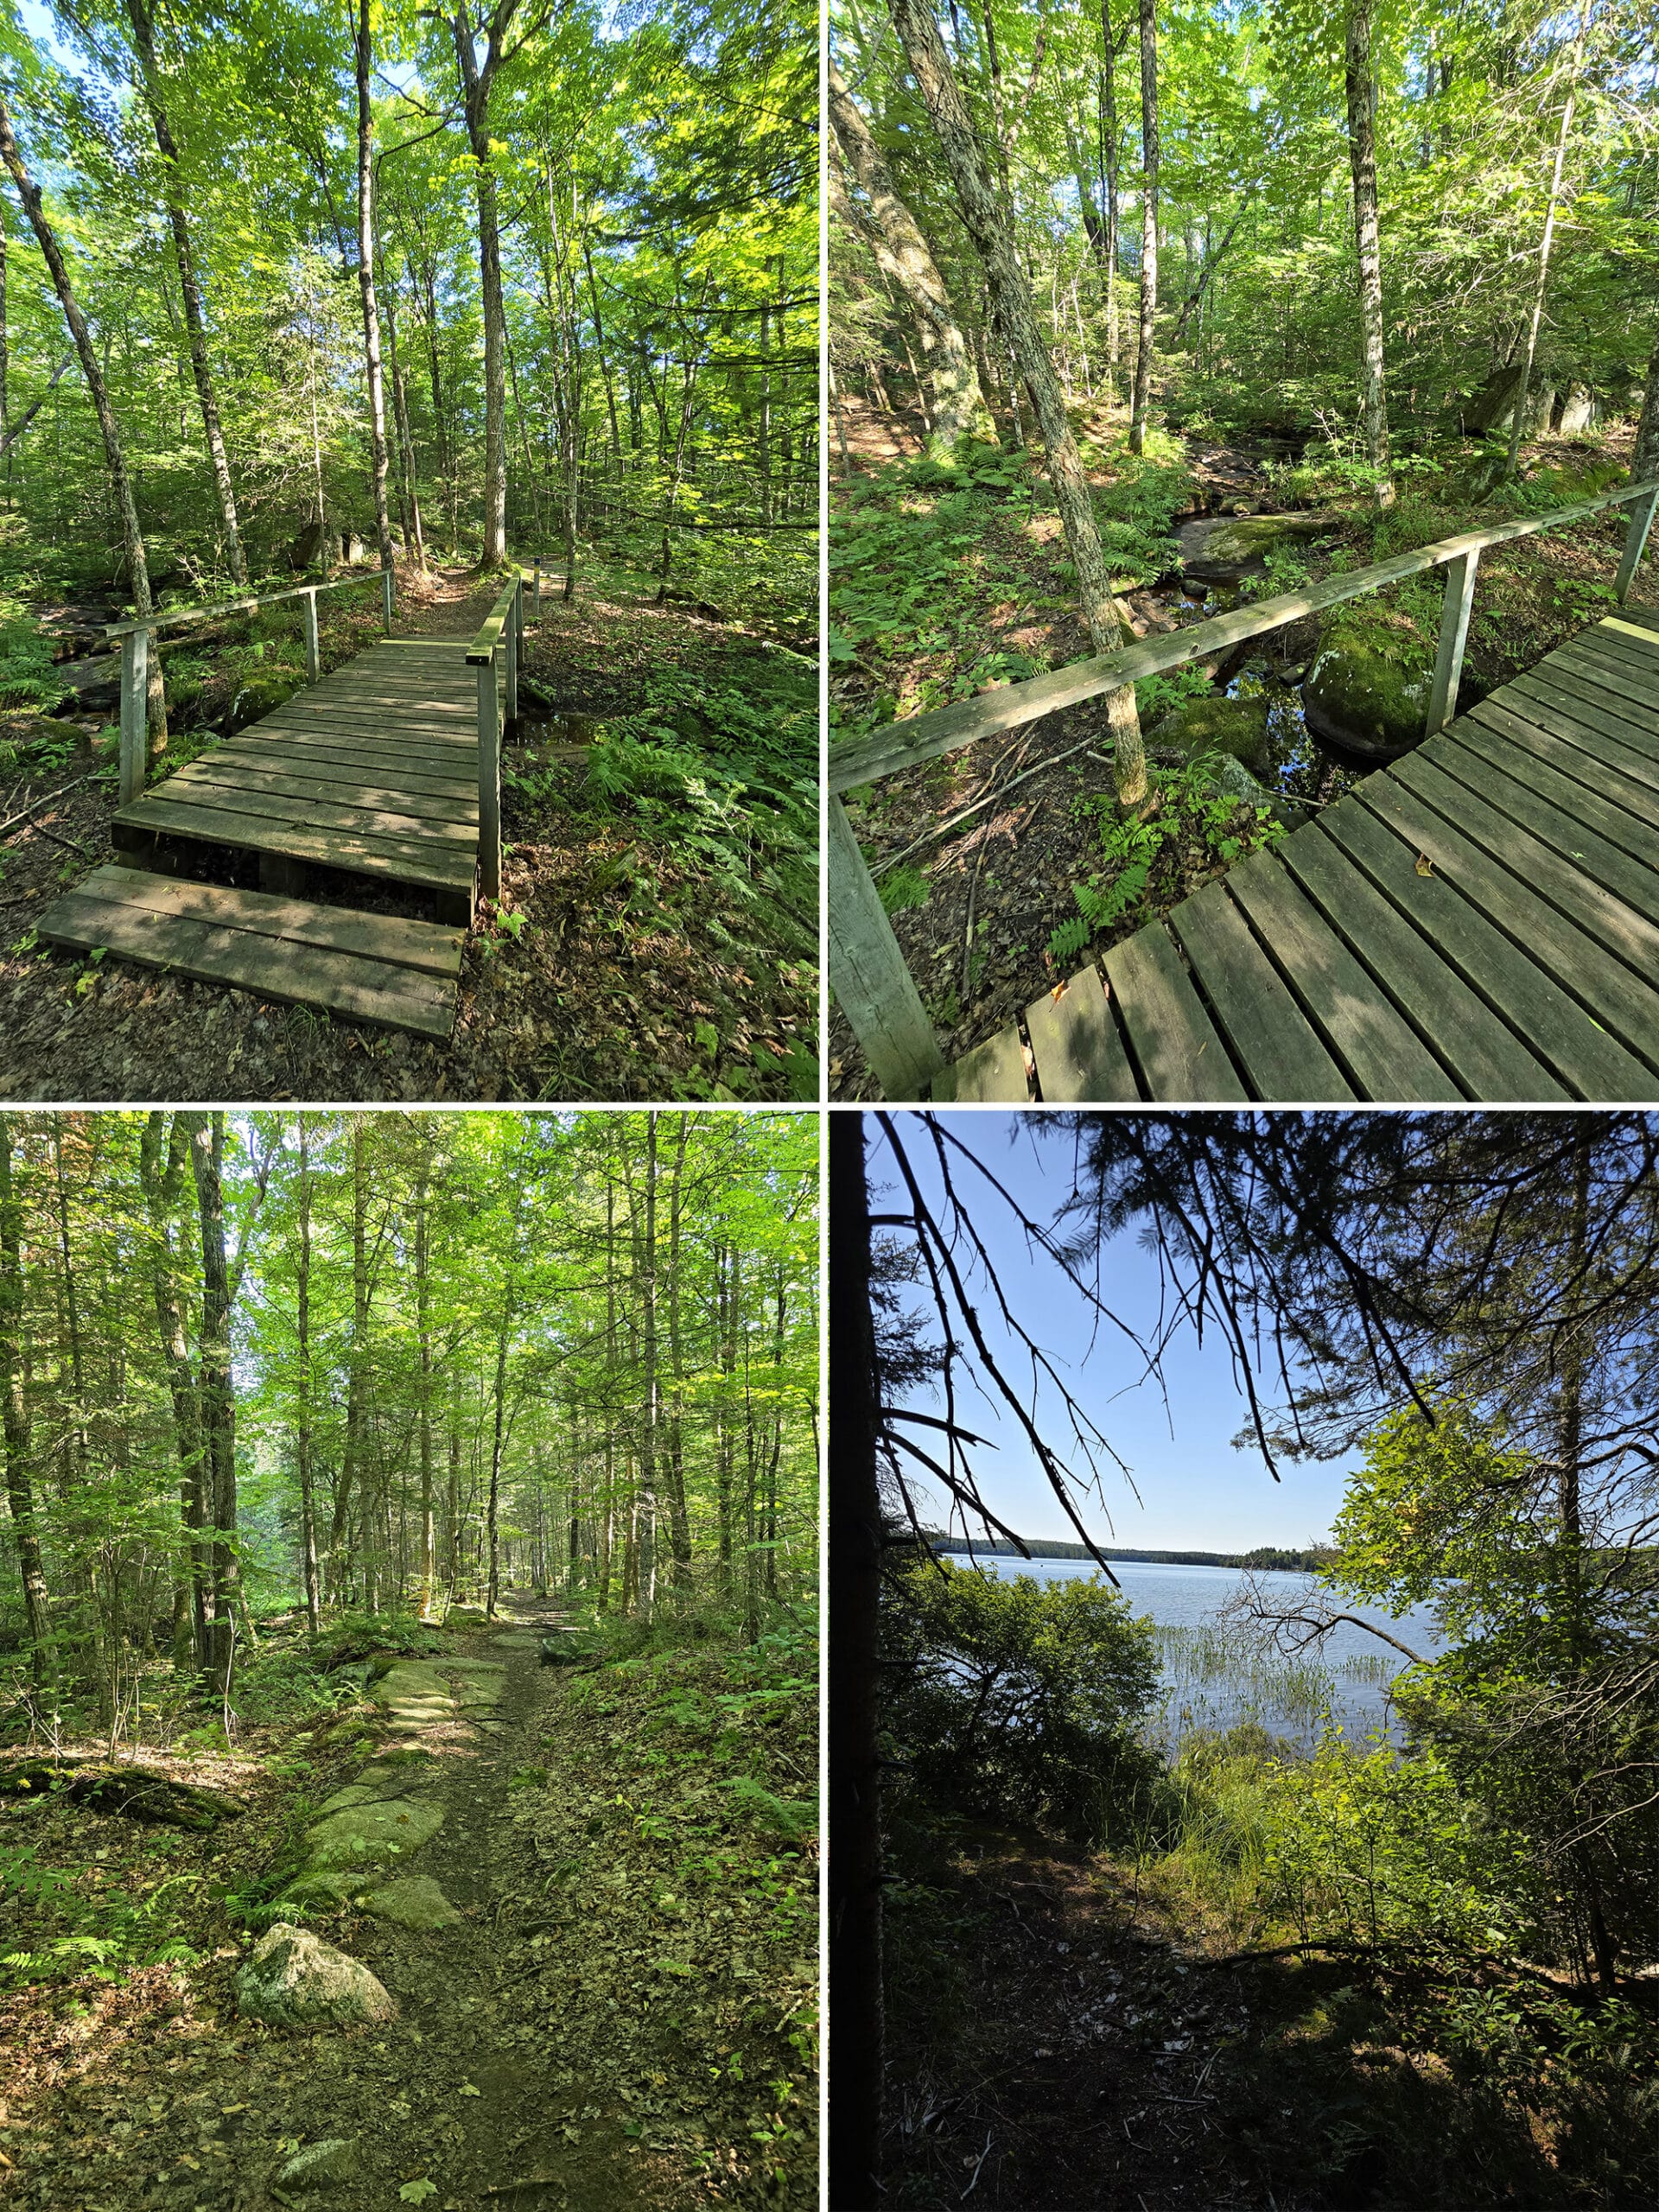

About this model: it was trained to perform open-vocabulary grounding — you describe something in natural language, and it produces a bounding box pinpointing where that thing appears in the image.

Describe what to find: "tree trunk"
[295,1117,321,1637]
[1128,0,1159,455]
[382,248,426,571]
[124,0,245,583]
[663,1117,692,1584]
[332,1121,371,1603]
[828,1110,884,2206]
[1633,331,1659,485]
[1100,5,1122,390]
[188,1114,236,1699]
[1344,0,1394,504]
[354,1,395,576]
[0,1116,51,1696]
[416,1140,436,1619]
[828,60,995,461]
[636,1115,660,1616]
[0,95,165,741]
[138,1114,206,1667]
[1505,3,1590,481]
[887,0,1123,656]
[452,3,519,566]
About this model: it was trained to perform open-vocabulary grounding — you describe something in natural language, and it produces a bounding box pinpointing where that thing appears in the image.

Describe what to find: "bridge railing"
[105,568,394,805]
[467,567,534,905]
[830,474,1659,1100]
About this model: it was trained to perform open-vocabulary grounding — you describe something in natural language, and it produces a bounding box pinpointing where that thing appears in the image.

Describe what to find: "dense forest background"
[0,0,817,621]
[831,1,1659,472]
[0,1106,818,1719]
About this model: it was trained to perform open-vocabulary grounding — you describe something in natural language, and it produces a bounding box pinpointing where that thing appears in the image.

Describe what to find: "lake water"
[938,1553,1443,1754]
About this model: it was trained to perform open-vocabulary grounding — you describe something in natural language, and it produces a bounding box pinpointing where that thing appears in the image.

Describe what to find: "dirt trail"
[230,1595,650,2212]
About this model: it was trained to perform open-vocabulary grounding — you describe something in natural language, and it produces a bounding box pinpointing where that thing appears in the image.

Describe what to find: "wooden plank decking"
[940,607,1659,1103]
[36,636,482,1035]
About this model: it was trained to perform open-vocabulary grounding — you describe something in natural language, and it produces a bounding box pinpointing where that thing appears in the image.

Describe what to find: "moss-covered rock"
[362,1874,462,1930]
[1303,623,1432,760]
[1177,511,1338,584]
[1149,694,1271,774]
[228,674,299,728]
[303,1794,444,1869]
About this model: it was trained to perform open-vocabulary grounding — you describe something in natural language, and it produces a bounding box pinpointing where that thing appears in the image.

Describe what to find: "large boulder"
[235,1924,395,2027]
[1303,626,1431,760]
[1557,381,1599,435]
[1176,512,1338,586]
[1464,365,1554,439]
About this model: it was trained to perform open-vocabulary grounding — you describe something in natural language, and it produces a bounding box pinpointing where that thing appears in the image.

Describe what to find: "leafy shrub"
[884,1560,1161,1840]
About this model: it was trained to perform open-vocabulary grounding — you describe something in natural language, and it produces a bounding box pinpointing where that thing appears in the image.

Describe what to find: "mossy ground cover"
[829,416,1659,1095]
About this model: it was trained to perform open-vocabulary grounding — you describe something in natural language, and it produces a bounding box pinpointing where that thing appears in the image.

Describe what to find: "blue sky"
[868,1111,1358,1553]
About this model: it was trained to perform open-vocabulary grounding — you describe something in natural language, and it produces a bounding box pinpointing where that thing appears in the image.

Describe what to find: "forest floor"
[828,405,1659,1095]
[0,562,816,1103]
[0,1599,817,2212]
[882,1817,1656,2211]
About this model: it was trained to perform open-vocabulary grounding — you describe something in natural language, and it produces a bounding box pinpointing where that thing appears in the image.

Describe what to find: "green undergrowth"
[510,1611,818,2207]
[829,434,1196,741]
[1048,752,1287,966]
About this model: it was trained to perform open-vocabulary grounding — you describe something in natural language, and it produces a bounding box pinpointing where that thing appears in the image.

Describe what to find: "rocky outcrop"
[235,1924,395,2027]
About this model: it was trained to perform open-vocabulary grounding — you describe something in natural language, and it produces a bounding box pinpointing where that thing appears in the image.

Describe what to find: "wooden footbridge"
[830,476,1659,1103]
[37,565,539,1037]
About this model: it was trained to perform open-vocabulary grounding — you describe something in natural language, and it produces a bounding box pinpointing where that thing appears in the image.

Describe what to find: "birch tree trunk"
[886,0,1122,657]
[354,0,395,576]
[1344,0,1394,505]
[829,60,995,460]
[0,95,165,742]
[1505,3,1592,481]
[1128,0,1159,455]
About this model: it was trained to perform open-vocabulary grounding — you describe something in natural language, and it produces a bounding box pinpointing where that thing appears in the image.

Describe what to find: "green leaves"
[397,2181,438,2204]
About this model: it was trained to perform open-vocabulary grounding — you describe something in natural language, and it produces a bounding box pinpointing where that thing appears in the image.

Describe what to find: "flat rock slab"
[304,1795,444,1869]
[363,1874,463,1930]
[489,1633,540,1650]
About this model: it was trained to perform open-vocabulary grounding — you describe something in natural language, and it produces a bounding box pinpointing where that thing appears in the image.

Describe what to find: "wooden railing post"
[505,580,519,728]
[477,655,501,906]
[1615,486,1659,604]
[302,588,320,683]
[1425,547,1479,737]
[828,796,946,1098]
[381,565,394,632]
[118,628,148,805]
